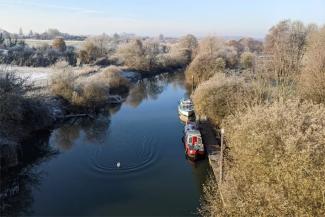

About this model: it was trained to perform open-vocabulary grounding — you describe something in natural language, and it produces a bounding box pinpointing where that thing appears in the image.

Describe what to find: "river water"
[2,72,210,216]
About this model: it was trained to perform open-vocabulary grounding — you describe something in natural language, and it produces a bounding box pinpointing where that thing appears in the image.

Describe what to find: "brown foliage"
[52,37,66,52]
[200,100,325,217]
[79,40,101,64]
[103,66,130,94]
[116,39,163,72]
[50,66,76,102]
[299,27,325,104]
[50,65,129,109]
[185,54,225,87]
[192,73,261,125]
[240,51,255,69]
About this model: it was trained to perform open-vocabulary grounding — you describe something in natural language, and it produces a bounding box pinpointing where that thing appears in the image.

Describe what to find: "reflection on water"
[0,132,57,216]
[126,72,188,108]
[1,71,210,216]
[54,114,111,150]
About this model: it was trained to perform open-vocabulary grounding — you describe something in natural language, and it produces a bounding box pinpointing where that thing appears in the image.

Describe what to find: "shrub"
[192,73,260,125]
[79,40,101,64]
[0,43,77,67]
[240,51,255,69]
[216,46,238,68]
[50,65,129,110]
[103,66,130,94]
[185,54,225,87]
[72,81,109,108]
[0,73,27,125]
[52,37,66,52]
[200,100,325,217]
[116,39,151,71]
[50,66,75,102]
[0,71,51,137]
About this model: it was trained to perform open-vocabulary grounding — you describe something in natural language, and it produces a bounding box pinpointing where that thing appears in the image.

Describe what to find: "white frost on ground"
[0,64,54,87]
[0,64,141,88]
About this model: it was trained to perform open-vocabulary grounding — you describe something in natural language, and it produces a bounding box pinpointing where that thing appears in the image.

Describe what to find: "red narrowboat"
[184,130,205,160]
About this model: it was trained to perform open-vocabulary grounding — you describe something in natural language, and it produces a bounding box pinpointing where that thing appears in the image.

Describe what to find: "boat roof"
[187,130,201,136]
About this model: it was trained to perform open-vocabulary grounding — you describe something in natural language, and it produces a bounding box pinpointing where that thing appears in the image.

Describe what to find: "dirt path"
[199,120,221,179]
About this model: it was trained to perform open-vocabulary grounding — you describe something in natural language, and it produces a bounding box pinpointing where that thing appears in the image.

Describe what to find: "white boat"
[178,98,194,117]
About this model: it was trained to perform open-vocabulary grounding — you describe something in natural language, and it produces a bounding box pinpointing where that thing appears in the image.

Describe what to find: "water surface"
[3,72,210,216]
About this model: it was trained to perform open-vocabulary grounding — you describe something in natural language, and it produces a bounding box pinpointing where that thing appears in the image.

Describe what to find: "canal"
[3,72,210,216]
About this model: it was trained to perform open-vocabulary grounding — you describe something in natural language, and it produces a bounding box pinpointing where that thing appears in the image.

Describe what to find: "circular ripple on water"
[87,134,159,177]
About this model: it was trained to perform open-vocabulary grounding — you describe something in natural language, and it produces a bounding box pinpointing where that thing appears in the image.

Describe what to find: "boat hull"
[178,106,194,117]
[179,114,195,124]
[185,148,205,160]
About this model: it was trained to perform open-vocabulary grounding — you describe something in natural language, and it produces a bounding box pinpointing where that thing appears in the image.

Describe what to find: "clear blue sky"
[0,0,324,37]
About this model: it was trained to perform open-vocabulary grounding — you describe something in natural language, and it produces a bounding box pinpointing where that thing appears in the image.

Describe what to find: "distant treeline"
[0,28,263,72]
[0,28,86,41]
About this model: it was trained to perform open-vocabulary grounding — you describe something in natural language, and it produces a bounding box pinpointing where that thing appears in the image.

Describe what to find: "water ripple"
[87,135,159,177]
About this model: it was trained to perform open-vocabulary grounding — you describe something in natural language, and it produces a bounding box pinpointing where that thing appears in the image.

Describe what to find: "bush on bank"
[0,71,52,138]
[192,73,262,125]
[50,65,130,111]
[200,100,325,217]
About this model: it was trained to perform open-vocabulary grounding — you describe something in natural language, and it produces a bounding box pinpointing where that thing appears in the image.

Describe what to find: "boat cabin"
[186,130,203,149]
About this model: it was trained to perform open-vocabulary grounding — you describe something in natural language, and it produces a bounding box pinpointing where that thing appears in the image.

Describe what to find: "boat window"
[192,136,197,144]
[189,137,192,144]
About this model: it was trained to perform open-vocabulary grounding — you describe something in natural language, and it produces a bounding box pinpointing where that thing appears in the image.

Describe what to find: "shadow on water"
[0,131,57,217]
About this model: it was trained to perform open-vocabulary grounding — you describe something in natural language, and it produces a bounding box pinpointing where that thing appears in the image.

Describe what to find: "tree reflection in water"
[53,113,112,150]
[0,131,57,217]
[126,72,185,108]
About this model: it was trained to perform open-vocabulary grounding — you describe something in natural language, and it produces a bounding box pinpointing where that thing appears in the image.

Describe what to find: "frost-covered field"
[25,39,84,48]
[0,64,140,90]
[0,65,53,87]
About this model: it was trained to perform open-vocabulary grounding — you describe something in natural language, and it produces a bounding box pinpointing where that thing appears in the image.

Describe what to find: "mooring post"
[192,75,194,93]
[219,128,225,184]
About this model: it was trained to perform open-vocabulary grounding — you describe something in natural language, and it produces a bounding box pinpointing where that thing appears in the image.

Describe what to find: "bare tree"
[299,26,325,103]
[264,20,309,83]
[178,34,198,60]
[199,36,224,56]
